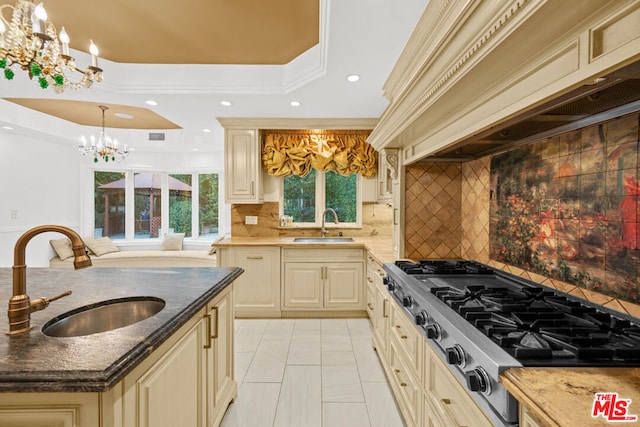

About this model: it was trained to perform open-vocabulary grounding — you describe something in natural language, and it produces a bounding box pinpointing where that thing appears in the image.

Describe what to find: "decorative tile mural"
[489,113,640,304]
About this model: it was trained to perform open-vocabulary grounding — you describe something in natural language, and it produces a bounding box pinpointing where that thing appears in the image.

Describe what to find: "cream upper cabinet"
[377,148,398,203]
[224,128,263,204]
[218,246,281,317]
[282,248,364,312]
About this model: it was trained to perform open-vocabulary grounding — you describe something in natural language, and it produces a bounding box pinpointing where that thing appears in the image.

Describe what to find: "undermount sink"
[293,237,355,243]
[42,296,166,337]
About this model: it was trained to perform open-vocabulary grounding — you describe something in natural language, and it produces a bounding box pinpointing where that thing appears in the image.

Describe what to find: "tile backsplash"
[404,114,640,317]
[231,202,392,239]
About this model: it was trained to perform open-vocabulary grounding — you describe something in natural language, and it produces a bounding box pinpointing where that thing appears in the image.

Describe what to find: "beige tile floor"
[220,318,406,427]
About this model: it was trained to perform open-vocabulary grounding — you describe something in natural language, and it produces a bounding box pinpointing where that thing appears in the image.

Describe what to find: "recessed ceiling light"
[114,112,134,119]
[2,125,14,130]
[192,148,199,151]
[145,100,158,106]
[290,101,301,107]
[203,128,212,133]
[220,100,232,106]
[346,74,360,82]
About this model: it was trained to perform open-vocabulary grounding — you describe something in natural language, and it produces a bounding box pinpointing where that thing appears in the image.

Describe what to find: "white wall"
[0,132,82,267]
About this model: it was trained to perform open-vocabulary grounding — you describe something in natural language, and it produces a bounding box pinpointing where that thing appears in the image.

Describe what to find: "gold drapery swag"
[262,129,377,178]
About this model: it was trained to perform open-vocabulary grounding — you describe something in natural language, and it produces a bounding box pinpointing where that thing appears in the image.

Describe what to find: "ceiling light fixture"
[220,100,232,106]
[2,125,13,130]
[78,105,128,163]
[290,101,301,107]
[0,0,102,91]
[346,74,360,82]
[145,100,158,106]
[203,128,212,133]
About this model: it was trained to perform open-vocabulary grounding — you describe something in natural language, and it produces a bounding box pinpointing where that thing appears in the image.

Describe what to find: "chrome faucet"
[321,208,339,238]
[7,225,92,335]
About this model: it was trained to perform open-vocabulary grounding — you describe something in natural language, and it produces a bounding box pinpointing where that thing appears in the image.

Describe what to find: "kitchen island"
[0,266,242,427]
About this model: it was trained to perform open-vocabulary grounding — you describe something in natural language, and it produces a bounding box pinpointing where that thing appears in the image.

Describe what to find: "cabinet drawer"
[283,247,364,262]
[390,301,422,374]
[366,288,375,319]
[427,348,493,427]
[389,338,421,427]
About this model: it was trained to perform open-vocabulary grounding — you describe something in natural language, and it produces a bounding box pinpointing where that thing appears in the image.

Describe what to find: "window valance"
[261,129,377,178]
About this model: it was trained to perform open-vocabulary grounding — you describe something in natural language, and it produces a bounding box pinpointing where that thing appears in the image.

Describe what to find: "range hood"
[427,60,640,161]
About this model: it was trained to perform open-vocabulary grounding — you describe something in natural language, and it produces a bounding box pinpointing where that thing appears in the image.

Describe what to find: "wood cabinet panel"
[224,129,262,204]
[219,246,280,317]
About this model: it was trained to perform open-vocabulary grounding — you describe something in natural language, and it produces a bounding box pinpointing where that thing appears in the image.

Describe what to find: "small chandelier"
[78,106,129,163]
[0,1,102,92]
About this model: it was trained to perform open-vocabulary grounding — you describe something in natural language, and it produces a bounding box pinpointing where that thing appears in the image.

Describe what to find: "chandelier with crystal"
[0,1,102,92]
[78,106,128,163]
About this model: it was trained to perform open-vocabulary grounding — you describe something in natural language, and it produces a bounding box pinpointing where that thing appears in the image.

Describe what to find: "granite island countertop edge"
[0,266,243,393]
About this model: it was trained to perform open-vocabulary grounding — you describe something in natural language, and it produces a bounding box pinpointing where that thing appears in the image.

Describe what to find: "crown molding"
[216,117,378,130]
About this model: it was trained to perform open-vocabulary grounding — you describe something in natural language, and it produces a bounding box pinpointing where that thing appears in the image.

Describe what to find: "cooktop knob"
[415,310,428,326]
[383,276,390,285]
[465,367,491,395]
[425,323,441,340]
[445,345,466,367]
[386,279,395,291]
[403,295,413,307]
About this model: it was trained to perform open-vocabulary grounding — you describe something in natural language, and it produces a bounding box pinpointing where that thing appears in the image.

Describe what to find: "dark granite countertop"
[0,267,243,393]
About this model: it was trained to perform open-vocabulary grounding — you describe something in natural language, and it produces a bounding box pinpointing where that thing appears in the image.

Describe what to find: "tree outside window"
[282,170,359,225]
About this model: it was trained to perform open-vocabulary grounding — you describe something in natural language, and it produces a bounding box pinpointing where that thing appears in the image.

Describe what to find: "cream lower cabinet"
[520,404,544,427]
[373,289,494,427]
[423,338,493,427]
[207,286,236,427]
[367,252,390,357]
[0,286,236,427]
[218,246,281,317]
[282,248,364,312]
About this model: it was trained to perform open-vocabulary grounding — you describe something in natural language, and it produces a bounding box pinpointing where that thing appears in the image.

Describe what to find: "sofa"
[49,235,217,268]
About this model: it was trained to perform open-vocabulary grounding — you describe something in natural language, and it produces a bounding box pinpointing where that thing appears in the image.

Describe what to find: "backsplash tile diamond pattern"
[405,163,461,259]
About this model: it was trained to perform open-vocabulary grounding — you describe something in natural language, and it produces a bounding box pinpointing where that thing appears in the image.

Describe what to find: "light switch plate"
[245,215,258,225]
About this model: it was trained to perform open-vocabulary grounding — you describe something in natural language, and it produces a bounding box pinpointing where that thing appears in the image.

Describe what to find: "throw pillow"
[161,233,185,251]
[50,238,74,260]
[84,237,120,257]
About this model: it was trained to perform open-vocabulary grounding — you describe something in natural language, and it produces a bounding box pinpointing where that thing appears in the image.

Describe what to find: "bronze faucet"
[321,208,339,237]
[7,225,92,335]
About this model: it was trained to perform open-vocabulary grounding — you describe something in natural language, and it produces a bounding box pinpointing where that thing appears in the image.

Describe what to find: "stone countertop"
[212,236,399,264]
[501,367,640,426]
[0,266,243,392]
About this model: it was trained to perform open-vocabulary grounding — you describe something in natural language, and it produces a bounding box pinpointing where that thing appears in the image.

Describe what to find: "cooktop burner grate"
[394,260,495,275]
[430,284,640,364]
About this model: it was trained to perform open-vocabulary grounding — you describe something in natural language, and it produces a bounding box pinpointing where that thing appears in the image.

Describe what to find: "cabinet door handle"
[383,299,389,318]
[441,398,451,405]
[401,335,408,339]
[251,180,255,195]
[211,307,219,339]
[367,276,374,283]
[393,208,398,225]
[203,314,212,349]
[246,256,263,260]
[367,303,374,310]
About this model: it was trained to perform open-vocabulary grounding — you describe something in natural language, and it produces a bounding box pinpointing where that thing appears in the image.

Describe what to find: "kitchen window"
[94,171,220,240]
[282,170,361,227]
